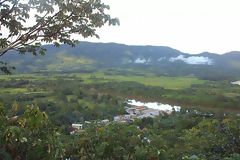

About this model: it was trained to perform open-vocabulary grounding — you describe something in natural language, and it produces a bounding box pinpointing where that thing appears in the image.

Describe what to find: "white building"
[72,123,83,130]
[114,114,133,122]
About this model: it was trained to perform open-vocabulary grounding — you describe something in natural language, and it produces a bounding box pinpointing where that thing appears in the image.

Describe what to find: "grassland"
[1,72,206,90]
[68,72,206,90]
[0,88,28,94]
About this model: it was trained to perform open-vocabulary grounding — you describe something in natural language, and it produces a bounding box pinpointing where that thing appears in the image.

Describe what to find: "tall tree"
[0,0,119,73]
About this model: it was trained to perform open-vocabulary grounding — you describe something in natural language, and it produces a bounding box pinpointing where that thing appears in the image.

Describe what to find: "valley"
[1,69,240,121]
[1,0,240,158]
[2,43,240,160]
[1,69,240,159]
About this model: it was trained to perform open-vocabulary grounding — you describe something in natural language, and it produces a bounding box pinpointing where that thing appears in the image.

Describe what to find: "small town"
[70,103,175,134]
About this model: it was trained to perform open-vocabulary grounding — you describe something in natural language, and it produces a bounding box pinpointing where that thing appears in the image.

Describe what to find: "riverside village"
[70,99,181,134]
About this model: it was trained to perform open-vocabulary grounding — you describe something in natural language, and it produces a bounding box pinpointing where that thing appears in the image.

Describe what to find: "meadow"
[69,72,205,90]
[1,71,206,90]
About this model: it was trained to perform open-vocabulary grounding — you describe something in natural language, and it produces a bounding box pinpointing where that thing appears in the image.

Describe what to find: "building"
[70,123,83,135]
[101,119,110,124]
[125,105,161,120]
[126,106,147,115]
[137,108,160,119]
[114,114,134,123]
[72,123,83,130]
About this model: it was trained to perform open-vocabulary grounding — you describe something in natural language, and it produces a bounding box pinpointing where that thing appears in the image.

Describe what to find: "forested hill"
[2,42,240,80]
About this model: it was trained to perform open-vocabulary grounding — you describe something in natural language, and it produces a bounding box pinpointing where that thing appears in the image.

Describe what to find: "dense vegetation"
[0,73,127,127]
[1,71,240,160]
[1,104,240,160]
[1,71,240,114]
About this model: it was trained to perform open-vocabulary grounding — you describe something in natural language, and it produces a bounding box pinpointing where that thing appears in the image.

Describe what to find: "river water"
[231,81,240,85]
[127,99,181,112]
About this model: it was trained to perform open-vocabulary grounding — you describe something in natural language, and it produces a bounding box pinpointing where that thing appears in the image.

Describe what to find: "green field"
[0,88,28,94]
[69,72,206,90]
[1,72,206,90]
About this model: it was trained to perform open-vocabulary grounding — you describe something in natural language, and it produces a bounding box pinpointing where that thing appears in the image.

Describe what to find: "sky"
[84,0,240,54]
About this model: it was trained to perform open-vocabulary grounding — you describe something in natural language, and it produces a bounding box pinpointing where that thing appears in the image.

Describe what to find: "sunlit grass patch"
[72,72,206,90]
[0,88,28,94]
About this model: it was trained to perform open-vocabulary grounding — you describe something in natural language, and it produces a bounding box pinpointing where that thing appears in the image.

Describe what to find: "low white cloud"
[169,55,213,65]
[134,58,151,64]
[134,58,147,64]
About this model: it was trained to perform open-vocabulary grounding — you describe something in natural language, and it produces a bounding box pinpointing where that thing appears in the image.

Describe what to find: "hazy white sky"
[85,0,240,54]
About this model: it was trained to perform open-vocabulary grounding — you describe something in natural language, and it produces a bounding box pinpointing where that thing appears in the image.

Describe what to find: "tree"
[0,104,65,160]
[0,0,119,73]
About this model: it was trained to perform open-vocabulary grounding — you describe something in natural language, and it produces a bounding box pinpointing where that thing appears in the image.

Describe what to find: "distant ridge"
[2,41,240,80]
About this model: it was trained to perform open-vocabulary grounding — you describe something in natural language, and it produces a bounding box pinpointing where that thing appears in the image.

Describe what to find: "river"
[127,99,181,112]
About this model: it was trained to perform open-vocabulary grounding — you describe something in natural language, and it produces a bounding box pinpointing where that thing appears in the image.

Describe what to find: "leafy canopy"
[0,0,119,73]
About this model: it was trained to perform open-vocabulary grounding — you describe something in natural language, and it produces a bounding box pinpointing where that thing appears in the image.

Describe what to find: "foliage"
[224,154,240,160]
[1,73,240,118]
[0,104,64,160]
[1,101,240,159]
[0,0,119,73]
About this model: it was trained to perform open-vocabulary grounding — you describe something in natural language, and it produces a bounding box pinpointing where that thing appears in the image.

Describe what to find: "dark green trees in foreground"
[1,103,240,160]
[0,104,64,159]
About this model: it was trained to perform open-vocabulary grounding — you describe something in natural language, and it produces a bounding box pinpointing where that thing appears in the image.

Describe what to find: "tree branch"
[0,1,18,21]
[0,0,8,5]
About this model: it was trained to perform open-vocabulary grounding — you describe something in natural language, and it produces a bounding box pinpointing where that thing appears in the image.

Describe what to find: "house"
[84,121,91,124]
[126,107,137,115]
[142,108,160,116]
[72,123,83,130]
[70,123,84,135]
[137,109,160,119]
[97,119,110,125]
[101,119,110,124]
[114,114,134,123]
[135,106,147,115]
[126,106,147,115]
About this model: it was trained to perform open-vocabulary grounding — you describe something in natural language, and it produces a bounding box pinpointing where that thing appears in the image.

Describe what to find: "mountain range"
[2,41,240,80]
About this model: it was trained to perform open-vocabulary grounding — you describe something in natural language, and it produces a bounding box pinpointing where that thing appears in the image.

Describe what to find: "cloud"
[134,58,151,64]
[169,55,214,65]
[134,58,147,64]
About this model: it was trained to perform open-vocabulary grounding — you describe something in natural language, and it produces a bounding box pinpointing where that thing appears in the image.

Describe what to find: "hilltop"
[3,42,240,80]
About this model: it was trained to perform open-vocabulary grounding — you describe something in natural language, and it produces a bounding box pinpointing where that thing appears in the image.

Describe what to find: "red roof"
[135,106,146,110]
